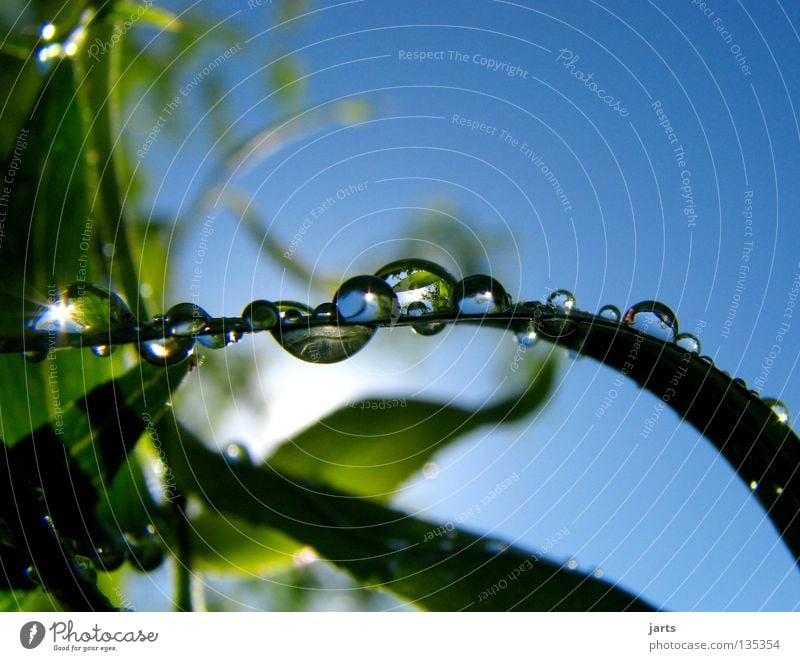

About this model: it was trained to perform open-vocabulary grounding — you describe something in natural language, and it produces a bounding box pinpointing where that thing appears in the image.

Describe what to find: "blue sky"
[126,0,800,609]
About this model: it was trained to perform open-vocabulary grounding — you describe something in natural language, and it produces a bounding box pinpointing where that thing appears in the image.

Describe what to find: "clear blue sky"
[128,0,800,610]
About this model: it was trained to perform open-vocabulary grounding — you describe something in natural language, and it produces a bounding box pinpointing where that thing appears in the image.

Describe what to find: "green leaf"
[189,511,302,575]
[165,421,653,611]
[270,57,305,107]
[267,357,555,500]
[109,2,182,31]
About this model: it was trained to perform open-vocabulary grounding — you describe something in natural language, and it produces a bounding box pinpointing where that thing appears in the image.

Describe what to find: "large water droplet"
[547,289,576,313]
[453,275,510,315]
[598,304,620,322]
[164,302,209,337]
[242,300,279,331]
[139,336,194,365]
[272,323,375,364]
[28,284,136,334]
[334,275,398,322]
[375,259,456,315]
[623,300,678,342]
[762,398,790,424]
[675,333,701,354]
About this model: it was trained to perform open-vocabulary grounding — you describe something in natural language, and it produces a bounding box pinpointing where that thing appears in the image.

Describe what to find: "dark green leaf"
[165,421,653,611]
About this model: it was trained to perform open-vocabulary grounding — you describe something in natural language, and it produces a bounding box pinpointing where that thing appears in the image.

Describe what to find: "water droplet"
[73,555,97,584]
[547,289,576,313]
[312,302,336,319]
[275,301,313,322]
[453,275,511,315]
[566,558,578,570]
[733,377,747,389]
[411,321,446,336]
[749,480,759,491]
[675,333,701,354]
[386,539,407,551]
[24,565,40,586]
[763,398,790,424]
[242,300,279,331]
[127,532,164,573]
[94,543,125,571]
[334,275,398,322]
[272,323,375,364]
[139,336,194,365]
[700,355,714,365]
[593,568,604,579]
[598,304,620,322]
[776,486,784,495]
[484,540,509,554]
[164,302,209,337]
[23,349,48,363]
[223,442,251,465]
[422,462,440,479]
[28,284,136,335]
[196,329,239,350]
[515,326,538,347]
[40,23,57,41]
[404,301,445,335]
[91,344,114,357]
[375,259,456,315]
[623,300,678,342]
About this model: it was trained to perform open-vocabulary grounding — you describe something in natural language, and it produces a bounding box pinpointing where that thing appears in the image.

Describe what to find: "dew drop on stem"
[623,300,678,342]
[375,258,456,316]
[334,275,398,322]
[453,274,511,315]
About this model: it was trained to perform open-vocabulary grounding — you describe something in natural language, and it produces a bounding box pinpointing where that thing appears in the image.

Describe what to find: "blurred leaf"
[189,511,302,575]
[270,57,305,107]
[0,60,97,295]
[165,421,652,611]
[267,357,556,500]
[109,2,182,31]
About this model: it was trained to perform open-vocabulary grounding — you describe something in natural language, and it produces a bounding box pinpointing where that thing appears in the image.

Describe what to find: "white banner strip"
[1,612,798,659]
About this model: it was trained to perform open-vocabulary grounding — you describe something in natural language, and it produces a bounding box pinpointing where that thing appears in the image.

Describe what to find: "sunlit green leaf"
[267,357,555,499]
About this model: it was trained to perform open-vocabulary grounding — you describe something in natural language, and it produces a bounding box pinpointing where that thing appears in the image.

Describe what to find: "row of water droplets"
[23,259,790,425]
